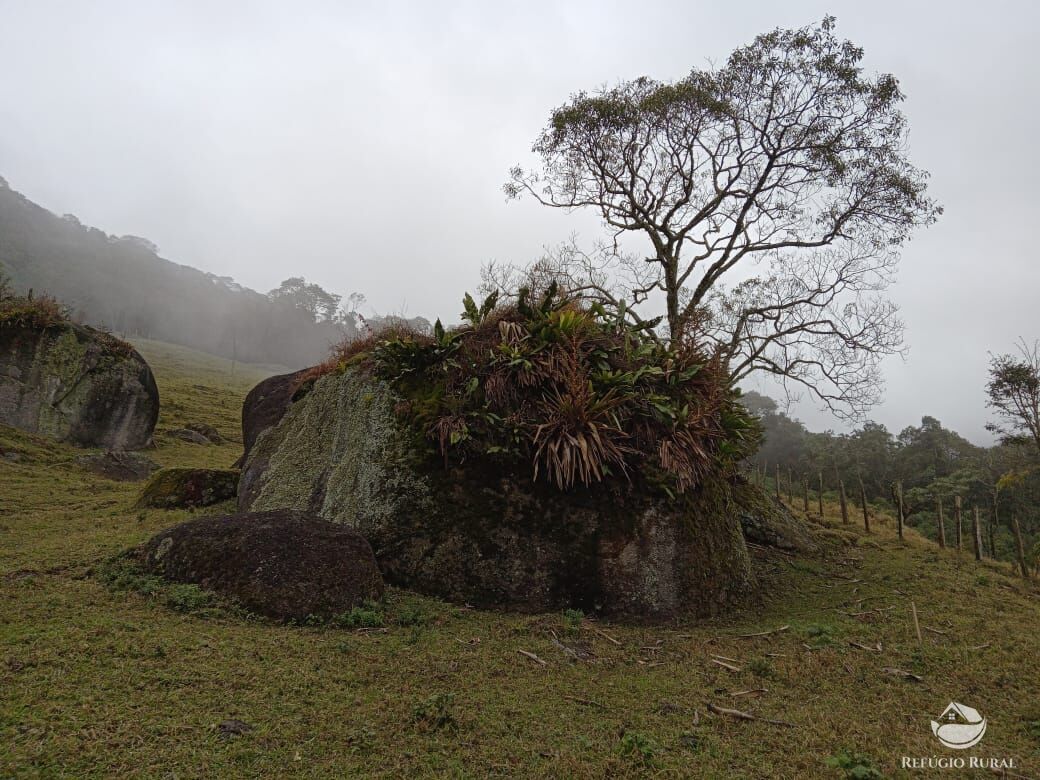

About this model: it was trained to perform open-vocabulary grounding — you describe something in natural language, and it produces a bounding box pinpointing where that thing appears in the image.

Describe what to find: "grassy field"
[2,340,1039,778]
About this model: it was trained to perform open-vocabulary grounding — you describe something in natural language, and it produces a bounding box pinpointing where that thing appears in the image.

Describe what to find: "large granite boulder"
[240,369,761,620]
[0,321,158,449]
[237,368,311,465]
[138,509,384,621]
[136,467,239,509]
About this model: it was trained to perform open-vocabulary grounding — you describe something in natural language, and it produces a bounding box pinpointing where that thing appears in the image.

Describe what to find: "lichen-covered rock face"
[240,369,757,620]
[139,509,385,621]
[136,467,239,510]
[0,322,159,449]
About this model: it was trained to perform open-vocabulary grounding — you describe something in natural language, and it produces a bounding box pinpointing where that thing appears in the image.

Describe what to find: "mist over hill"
[0,176,353,368]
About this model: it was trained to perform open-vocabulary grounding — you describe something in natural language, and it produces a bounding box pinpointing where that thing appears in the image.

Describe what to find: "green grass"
[2,340,1040,777]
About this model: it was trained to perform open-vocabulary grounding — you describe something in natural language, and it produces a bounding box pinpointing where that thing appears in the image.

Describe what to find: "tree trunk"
[1011,514,1030,579]
[988,494,997,559]
[818,472,824,519]
[859,476,870,534]
[972,507,983,562]
[838,480,849,525]
[775,463,781,502]
[894,481,904,540]
[955,496,963,551]
[936,497,946,549]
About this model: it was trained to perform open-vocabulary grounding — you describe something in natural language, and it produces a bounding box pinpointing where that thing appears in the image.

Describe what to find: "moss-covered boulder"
[0,321,158,449]
[136,467,239,509]
[733,482,818,553]
[240,369,758,619]
[138,509,384,621]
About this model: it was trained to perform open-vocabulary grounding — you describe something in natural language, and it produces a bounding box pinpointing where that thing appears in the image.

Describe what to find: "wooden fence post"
[936,497,946,549]
[1012,515,1031,579]
[972,507,983,562]
[802,477,809,514]
[894,481,905,540]
[859,476,870,533]
[838,480,849,525]
[955,496,963,551]
[775,463,781,502]
[787,468,794,504]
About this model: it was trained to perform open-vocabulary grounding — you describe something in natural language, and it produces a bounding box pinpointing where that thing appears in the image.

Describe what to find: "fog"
[1,0,1037,442]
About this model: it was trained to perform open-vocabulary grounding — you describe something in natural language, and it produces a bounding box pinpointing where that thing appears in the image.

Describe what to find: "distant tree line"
[0,177,359,368]
[742,346,1040,571]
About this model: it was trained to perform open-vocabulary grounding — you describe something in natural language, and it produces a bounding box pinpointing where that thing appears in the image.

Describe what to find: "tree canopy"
[506,17,940,419]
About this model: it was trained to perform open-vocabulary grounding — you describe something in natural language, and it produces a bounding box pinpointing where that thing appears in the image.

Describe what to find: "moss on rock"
[0,321,159,449]
[136,467,239,510]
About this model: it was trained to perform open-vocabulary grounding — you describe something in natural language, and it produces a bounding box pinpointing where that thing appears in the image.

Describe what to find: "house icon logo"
[931,702,987,749]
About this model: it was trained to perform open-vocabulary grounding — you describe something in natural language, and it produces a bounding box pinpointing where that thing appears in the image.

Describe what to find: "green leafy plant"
[825,751,884,779]
[412,693,457,733]
[332,602,385,629]
[618,731,659,768]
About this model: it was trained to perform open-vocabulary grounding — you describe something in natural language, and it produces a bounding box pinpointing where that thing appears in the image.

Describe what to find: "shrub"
[332,602,385,629]
[0,289,68,330]
[412,693,457,733]
[825,751,883,779]
[334,284,759,494]
[618,731,659,767]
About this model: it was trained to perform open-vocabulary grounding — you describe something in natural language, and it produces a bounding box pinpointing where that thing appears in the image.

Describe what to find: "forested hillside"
[0,176,352,368]
[744,391,1040,571]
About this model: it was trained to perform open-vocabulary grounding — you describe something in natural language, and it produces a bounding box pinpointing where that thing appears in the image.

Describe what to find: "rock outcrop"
[238,368,311,465]
[0,321,159,449]
[136,467,239,509]
[240,369,767,619]
[138,509,384,620]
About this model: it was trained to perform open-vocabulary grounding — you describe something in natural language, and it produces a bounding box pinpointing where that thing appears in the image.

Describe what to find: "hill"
[0,177,350,368]
[1,340,1038,778]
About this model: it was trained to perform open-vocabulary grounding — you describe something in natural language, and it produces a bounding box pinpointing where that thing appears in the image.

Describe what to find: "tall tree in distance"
[504,17,941,419]
[267,277,342,323]
[986,340,1040,457]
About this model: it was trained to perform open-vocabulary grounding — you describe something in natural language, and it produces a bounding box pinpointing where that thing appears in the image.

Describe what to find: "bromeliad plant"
[343,284,759,493]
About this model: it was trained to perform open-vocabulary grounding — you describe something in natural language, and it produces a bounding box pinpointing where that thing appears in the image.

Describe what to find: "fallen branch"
[711,659,742,673]
[707,703,795,728]
[730,688,768,698]
[882,667,923,682]
[923,626,949,636]
[586,626,621,646]
[848,641,882,653]
[517,649,546,666]
[734,625,790,639]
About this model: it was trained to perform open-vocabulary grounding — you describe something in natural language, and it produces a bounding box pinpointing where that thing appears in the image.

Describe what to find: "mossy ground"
[2,340,1039,778]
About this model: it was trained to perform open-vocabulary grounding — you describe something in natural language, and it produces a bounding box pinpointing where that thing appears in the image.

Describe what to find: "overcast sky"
[1,0,1037,442]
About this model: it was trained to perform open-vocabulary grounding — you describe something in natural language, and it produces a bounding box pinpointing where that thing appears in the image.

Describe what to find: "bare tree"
[503,17,940,419]
[986,339,1040,457]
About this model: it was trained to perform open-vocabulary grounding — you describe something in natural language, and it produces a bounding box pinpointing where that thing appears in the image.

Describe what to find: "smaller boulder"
[76,451,160,481]
[185,423,224,444]
[165,428,213,445]
[135,467,238,509]
[139,510,384,620]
